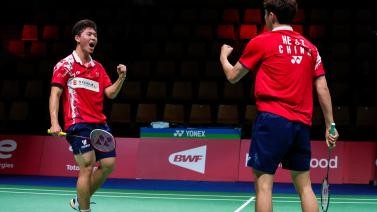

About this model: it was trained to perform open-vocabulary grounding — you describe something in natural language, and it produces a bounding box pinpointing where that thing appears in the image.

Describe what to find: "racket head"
[89,129,116,152]
[320,177,330,212]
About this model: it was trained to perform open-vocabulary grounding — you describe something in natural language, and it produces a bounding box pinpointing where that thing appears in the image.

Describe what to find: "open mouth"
[89,43,95,48]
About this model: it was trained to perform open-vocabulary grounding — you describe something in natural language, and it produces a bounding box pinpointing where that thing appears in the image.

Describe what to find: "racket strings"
[90,129,115,152]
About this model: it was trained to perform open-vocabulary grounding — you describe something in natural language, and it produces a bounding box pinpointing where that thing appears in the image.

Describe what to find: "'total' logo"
[168,145,206,174]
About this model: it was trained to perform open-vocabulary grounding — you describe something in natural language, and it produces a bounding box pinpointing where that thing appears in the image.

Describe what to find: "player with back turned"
[49,19,127,212]
[219,0,339,211]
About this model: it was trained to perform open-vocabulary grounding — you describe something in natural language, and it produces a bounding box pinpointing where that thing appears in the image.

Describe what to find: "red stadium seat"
[243,9,262,24]
[21,24,38,41]
[42,25,59,40]
[217,24,236,40]
[239,24,258,40]
[222,8,240,24]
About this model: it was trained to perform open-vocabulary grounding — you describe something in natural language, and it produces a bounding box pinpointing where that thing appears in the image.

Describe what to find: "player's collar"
[272,25,293,31]
[72,50,95,68]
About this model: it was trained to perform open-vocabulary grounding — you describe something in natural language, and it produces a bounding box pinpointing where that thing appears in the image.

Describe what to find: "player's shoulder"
[54,54,75,70]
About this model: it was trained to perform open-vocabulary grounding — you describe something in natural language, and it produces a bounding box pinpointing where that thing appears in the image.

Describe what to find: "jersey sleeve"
[238,36,265,71]
[312,48,325,78]
[51,60,70,87]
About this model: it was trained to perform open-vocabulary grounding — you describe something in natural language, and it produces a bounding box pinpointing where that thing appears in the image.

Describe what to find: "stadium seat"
[1,80,20,100]
[189,104,212,124]
[329,43,351,60]
[8,101,29,121]
[42,25,59,40]
[16,61,36,78]
[223,81,245,102]
[330,24,351,41]
[331,9,350,23]
[217,24,236,40]
[154,60,176,79]
[199,8,219,24]
[179,60,199,80]
[146,81,168,100]
[129,60,151,79]
[197,81,219,102]
[150,24,169,40]
[179,8,198,23]
[30,41,47,57]
[333,106,350,127]
[171,81,193,102]
[312,106,324,127]
[119,81,142,100]
[243,9,262,24]
[194,25,214,40]
[171,24,191,40]
[355,106,376,128]
[308,25,326,41]
[309,8,328,24]
[110,103,131,123]
[7,40,25,57]
[163,104,185,124]
[239,24,258,40]
[244,104,257,124]
[21,24,38,41]
[292,9,305,23]
[216,104,239,125]
[0,101,5,122]
[204,61,223,79]
[187,41,207,59]
[136,103,158,124]
[292,24,304,35]
[141,42,160,58]
[164,41,184,59]
[222,8,240,24]
[24,80,44,100]
[354,42,375,59]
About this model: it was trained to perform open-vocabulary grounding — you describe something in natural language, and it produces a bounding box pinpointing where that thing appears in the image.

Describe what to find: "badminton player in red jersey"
[49,19,127,212]
[220,0,339,211]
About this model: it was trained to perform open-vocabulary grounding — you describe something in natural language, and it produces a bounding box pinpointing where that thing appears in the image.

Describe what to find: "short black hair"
[263,0,298,24]
[72,19,97,37]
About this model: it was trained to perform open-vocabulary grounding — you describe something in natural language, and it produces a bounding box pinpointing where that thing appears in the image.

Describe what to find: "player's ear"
[74,34,80,43]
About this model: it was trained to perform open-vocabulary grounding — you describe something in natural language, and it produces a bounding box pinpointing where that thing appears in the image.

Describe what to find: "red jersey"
[239,26,325,125]
[51,51,112,130]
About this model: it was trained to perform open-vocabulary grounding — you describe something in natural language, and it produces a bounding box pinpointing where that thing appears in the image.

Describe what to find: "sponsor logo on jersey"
[68,77,99,92]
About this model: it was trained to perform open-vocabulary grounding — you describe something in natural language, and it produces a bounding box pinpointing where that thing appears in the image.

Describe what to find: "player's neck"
[75,47,91,64]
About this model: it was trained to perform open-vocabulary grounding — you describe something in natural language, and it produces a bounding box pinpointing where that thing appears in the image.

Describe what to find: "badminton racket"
[47,128,116,152]
[320,122,336,212]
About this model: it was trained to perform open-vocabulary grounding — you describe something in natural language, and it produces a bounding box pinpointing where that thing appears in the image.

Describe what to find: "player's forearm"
[316,79,334,128]
[105,77,125,99]
[220,57,236,83]
[49,94,60,126]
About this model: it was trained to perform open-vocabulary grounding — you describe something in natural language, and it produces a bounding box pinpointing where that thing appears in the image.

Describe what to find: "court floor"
[0,176,376,212]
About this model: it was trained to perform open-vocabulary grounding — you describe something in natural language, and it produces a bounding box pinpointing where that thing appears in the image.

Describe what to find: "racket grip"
[329,123,336,136]
[47,129,67,136]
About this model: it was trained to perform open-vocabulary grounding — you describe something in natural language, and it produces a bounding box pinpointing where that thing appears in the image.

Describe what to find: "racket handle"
[329,123,336,136]
[47,129,67,136]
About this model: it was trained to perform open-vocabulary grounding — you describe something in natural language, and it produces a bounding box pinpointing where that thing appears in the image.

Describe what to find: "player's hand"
[326,127,339,149]
[49,125,62,136]
[117,64,127,78]
[220,44,234,59]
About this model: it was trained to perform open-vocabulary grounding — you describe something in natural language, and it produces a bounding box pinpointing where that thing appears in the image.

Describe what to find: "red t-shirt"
[239,26,325,125]
[51,51,112,130]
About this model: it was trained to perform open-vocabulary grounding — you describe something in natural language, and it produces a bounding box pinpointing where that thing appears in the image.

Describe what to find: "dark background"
[0,0,376,140]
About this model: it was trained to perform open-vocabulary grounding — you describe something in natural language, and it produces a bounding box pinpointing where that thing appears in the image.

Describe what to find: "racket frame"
[320,123,336,212]
[48,129,116,152]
